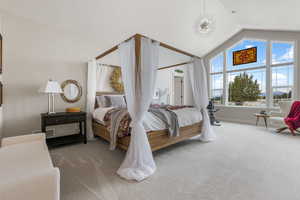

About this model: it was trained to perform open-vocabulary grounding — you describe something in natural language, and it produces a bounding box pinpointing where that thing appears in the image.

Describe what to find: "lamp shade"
[39,80,63,94]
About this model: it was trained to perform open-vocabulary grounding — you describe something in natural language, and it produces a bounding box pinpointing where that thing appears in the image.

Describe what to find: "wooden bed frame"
[93,91,203,151]
[93,120,202,152]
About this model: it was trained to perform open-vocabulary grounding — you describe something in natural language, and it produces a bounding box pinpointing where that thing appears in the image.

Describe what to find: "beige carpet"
[50,122,300,200]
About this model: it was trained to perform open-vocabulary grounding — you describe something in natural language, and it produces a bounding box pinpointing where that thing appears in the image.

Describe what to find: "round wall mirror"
[60,80,82,103]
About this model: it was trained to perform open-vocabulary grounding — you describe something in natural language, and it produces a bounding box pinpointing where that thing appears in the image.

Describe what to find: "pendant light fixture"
[197,0,215,35]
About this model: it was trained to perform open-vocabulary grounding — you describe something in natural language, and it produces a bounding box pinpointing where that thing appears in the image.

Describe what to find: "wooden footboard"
[92,121,202,151]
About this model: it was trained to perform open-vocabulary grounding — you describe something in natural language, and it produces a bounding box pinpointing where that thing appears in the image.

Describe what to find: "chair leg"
[276,127,288,133]
[289,128,296,136]
[285,121,297,136]
[263,117,268,128]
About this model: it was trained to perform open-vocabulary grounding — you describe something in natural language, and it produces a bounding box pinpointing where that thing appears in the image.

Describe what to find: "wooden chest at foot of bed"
[92,121,202,152]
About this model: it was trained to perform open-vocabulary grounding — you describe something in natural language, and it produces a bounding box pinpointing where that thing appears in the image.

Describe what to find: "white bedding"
[93,106,114,125]
[93,107,202,132]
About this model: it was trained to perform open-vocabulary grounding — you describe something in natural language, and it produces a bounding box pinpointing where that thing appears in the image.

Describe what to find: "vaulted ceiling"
[0,0,298,57]
[220,0,300,31]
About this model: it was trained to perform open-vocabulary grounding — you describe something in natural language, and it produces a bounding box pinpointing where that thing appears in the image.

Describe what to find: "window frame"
[210,52,225,104]
[209,38,296,108]
[270,40,295,106]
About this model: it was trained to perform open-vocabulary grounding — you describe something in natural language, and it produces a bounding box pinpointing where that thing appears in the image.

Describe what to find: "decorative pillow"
[105,95,126,107]
[96,96,110,107]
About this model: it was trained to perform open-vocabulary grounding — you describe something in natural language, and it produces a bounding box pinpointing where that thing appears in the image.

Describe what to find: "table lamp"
[39,79,63,114]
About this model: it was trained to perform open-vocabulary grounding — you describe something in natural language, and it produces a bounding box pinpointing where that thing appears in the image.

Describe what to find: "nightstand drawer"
[67,115,86,122]
[45,116,67,125]
[45,115,85,125]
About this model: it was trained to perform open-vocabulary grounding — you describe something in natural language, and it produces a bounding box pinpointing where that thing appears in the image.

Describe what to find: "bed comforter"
[93,105,203,137]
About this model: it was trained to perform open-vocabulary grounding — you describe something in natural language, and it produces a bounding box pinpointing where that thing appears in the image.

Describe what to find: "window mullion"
[293,41,297,99]
[270,61,294,67]
[226,65,266,73]
[266,40,272,108]
[223,51,227,105]
[210,72,223,75]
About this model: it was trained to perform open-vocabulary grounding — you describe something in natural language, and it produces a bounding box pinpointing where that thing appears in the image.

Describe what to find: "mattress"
[93,106,202,132]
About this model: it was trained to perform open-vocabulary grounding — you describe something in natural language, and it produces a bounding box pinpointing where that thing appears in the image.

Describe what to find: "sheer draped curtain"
[188,58,216,142]
[86,59,101,139]
[97,65,114,92]
[117,38,159,181]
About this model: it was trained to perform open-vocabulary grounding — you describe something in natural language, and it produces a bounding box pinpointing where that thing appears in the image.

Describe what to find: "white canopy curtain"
[188,58,216,142]
[97,65,114,92]
[117,37,159,181]
[86,59,101,139]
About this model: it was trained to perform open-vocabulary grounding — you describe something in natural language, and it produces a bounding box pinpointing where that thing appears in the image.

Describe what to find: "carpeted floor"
[50,122,300,200]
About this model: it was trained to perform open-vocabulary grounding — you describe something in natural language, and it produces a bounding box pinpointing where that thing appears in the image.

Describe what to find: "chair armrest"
[269,111,284,118]
[1,133,46,147]
[0,168,60,200]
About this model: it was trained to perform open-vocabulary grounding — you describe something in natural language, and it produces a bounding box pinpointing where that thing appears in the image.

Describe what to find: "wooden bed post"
[134,34,142,94]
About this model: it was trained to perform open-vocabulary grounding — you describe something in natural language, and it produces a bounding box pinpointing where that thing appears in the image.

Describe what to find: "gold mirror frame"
[60,80,82,103]
[110,68,124,93]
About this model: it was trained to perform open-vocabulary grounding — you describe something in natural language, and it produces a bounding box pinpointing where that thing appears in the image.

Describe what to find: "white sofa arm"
[0,168,60,200]
[1,133,46,147]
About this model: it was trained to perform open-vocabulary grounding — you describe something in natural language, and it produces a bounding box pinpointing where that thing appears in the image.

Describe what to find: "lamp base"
[47,93,57,114]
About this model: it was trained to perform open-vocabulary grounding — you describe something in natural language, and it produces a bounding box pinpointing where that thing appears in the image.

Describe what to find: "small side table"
[41,112,87,148]
[254,113,270,128]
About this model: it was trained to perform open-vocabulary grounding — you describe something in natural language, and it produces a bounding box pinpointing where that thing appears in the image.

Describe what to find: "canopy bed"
[92,95,203,151]
[86,34,216,181]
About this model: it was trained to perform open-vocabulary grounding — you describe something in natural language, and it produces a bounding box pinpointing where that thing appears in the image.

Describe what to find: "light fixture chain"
[203,0,206,16]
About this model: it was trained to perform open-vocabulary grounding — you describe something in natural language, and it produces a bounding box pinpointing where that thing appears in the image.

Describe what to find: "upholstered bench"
[0,133,60,200]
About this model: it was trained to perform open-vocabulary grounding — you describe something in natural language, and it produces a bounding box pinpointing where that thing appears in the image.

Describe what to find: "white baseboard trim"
[217,117,258,126]
[217,117,279,130]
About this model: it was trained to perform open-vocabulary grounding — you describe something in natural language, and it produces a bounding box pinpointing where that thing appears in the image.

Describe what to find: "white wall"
[154,47,193,105]
[1,12,101,137]
[0,11,198,137]
[204,29,300,125]
[155,69,171,104]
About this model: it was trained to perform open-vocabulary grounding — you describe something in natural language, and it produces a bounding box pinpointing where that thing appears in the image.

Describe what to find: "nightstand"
[41,111,87,148]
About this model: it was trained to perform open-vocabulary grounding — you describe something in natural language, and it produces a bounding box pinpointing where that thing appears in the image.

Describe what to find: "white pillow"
[105,95,126,107]
[96,96,110,107]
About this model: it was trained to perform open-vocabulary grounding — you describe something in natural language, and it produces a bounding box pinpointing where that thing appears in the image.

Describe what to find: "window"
[210,53,223,73]
[226,40,267,107]
[211,74,223,104]
[271,42,294,106]
[210,53,223,104]
[227,69,266,106]
[272,42,294,64]
[209,39,295,108]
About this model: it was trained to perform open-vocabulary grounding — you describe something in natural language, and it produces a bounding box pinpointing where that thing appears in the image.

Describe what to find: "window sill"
[214,104,279,110]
